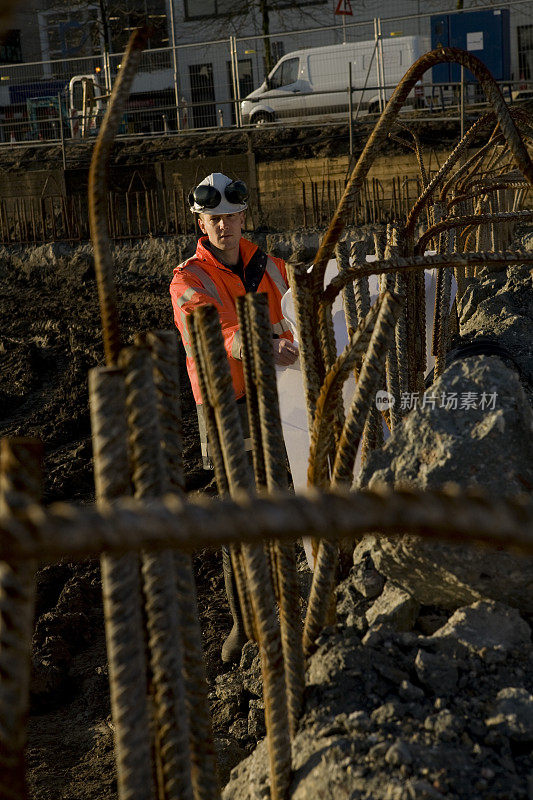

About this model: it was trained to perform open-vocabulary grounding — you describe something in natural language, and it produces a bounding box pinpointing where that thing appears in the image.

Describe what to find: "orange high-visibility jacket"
[170,236,293,404]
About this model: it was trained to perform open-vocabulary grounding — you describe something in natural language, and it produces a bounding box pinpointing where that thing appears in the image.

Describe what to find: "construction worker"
[169,172,298,662]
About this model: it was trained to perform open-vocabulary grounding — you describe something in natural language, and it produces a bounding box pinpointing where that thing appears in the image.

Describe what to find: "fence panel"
[0,11,530,144]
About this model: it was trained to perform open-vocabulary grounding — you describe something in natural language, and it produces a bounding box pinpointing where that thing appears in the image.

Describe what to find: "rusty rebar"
[335,240,359,335]
[246,292,305,740]
[323,250,533,303]
[89,367,154,800]
[415,210,533,256]
[332,292,403,487]
[191,305,291,800]
[118,345,196,800]
[308,302,382,488]
[0,439,42,800]
[138,329,219,800]
[286,257,323,433]
[1,487,532,562]
[302,292,403,655]
[236,296,266,489]
[187,314,255,644]
[314,46,533,281]
[88,28,148,366]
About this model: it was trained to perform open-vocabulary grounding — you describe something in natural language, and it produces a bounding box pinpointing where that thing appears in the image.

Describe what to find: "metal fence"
[0,9,531,145]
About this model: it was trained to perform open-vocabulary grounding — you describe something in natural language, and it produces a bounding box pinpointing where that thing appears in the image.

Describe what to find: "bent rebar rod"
[88,28,148,367]
[323,250,533,304]
[314,47,533,283]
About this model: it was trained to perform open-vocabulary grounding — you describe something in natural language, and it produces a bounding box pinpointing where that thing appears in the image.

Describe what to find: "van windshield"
[270,57,299,89]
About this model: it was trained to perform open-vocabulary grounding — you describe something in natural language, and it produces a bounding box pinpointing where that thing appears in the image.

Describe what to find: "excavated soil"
[0,118,465,173]
[1,230,532,799]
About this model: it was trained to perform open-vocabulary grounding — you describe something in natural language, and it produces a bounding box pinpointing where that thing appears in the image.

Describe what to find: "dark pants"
[196,397,252,470]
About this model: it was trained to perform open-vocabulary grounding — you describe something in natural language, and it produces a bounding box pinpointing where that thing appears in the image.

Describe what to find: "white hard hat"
[188,172,248,215]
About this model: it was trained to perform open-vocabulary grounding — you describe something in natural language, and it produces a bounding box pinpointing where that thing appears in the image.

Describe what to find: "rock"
[346,710,372,732]
[228,718,249,742]
[414,649,458,696]
[215,737,247,788]
[458,262,533,394]
[427,600,531,658]
[366,582,420,632]
[385,739,413,766]
[485,687,533,742]
[399,680,425,702]
[371,701,405,725]
[351,545,386,599]
[336,577,368,634]
[247,699,266,740]
[215,671,246,705]
[405,779,447,799]
[239,641,259,671]
[433,710,464,741]
[242,653,263,699]
[358,357,533,612]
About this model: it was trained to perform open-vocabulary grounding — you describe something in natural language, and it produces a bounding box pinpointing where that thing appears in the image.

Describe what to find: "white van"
[241,35,430,125]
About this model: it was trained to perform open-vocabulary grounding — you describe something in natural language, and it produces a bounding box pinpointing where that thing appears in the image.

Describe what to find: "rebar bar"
[323,250,533,303]
[2,486,532,562]
[89,367,154,800]
[383,225,402,431]
[0,439,42,800]
[335,240,358,335]
[187,314,255,643]
[191,305,291,800]
[88,28,148,366]
[415,210,533,256]
[137,330,219,800]
[118,344,195,800]
[246,293,305,740]
[286,258,323,433]
[302,292,402,655]
[236,296,266,489]
[308,303,382,488]
[332,292,403,487]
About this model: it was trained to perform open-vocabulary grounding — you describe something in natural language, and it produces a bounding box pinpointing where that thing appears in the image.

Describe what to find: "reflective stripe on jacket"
[169,236,293,404]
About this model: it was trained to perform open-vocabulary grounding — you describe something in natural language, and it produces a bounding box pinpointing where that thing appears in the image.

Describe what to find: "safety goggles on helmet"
[188,179,248,212]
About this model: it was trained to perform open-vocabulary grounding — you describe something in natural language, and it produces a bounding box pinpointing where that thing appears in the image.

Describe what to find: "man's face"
[198,211,245,251]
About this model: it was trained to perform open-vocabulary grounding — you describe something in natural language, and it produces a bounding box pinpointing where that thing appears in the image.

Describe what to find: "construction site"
[1,16,533,800]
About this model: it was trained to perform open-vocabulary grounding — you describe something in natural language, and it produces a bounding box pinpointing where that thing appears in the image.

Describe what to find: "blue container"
[431,8,510,84]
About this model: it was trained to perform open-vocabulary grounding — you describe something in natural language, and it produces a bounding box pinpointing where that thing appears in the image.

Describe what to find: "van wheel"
[368,102,380,114]
[253,112,274,126]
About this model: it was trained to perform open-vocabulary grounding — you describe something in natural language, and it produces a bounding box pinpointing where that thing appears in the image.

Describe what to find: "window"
[109,0,169,52]
[0,30,22,64]
[184,0,324,19]
[184,0,248,19]
[518,24,533,80]
[39,7,101,61]
[270,57,298,89]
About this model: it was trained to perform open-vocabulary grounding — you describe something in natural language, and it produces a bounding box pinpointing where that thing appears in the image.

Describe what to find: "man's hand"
[273,338,299,366]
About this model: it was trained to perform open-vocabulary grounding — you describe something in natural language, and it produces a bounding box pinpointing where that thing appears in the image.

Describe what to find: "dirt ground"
[0,117,465,174]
